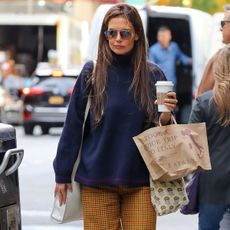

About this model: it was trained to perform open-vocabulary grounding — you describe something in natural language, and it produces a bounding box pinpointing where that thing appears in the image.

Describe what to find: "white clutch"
[50,177,83,223]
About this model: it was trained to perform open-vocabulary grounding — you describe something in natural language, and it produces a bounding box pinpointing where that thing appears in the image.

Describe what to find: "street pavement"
[21,210,198,230]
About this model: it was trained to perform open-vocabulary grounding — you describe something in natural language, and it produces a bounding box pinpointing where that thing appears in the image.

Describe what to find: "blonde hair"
[213,45,230,126]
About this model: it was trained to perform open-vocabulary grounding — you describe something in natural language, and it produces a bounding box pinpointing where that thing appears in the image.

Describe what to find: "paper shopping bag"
[150,177,188,216]
[133,119,211,181]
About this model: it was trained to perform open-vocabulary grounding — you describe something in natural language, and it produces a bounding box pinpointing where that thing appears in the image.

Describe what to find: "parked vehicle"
[86,4,223,123]
[21,68,77,135]
[0,84,23,125]
[0,63,31,126]
[0,86,10,120]
[1,95,23,126]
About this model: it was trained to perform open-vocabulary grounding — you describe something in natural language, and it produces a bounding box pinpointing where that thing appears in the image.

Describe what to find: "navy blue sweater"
[53,54,165,186]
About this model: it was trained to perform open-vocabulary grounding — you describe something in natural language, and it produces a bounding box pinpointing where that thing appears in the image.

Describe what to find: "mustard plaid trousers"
[80,185,156,230]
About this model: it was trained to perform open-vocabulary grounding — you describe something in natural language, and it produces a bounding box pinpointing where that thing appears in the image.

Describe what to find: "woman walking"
[189,45,230,230]
[53,3,177,230]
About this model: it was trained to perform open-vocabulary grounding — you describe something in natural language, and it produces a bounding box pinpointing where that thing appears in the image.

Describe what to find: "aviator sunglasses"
[221,20,230,28]
[104,29,132,40]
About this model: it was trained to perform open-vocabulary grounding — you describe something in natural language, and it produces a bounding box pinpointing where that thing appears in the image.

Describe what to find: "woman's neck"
[112,51,133,68]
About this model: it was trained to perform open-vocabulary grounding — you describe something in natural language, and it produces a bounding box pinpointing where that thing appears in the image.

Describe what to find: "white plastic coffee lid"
[155,81,174,86]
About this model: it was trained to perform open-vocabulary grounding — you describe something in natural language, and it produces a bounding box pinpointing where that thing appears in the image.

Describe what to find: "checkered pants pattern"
[80,185,156,230]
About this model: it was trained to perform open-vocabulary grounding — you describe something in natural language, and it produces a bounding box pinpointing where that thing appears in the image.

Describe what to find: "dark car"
[21,69,77,135]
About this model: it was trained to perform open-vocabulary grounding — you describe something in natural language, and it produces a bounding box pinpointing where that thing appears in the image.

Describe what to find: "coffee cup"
[155,81,174,112]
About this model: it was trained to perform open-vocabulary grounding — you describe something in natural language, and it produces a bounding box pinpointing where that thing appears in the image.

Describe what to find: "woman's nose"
[115,32,122,41]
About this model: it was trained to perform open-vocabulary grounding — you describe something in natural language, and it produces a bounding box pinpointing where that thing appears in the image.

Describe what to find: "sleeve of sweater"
[53,61,94,183]
[148,61,167,82]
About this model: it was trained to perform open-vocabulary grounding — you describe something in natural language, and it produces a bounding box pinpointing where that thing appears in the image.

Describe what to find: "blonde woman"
[189,45,230,230]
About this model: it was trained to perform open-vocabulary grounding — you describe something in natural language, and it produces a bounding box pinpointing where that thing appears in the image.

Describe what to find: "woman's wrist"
[159,112,172,125]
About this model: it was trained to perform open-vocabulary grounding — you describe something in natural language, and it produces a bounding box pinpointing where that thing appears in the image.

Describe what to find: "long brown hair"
[212,45,230,127]
[90,3,158,125]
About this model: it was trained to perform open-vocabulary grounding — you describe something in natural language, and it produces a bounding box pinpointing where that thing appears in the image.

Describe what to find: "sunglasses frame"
[221,20,230,28]
[104,29,132,40]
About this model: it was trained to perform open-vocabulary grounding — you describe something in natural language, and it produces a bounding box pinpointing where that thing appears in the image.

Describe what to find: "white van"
[86,4,222,123]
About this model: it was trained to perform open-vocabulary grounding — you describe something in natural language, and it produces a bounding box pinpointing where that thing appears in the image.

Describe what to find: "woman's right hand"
[54,183,72,206]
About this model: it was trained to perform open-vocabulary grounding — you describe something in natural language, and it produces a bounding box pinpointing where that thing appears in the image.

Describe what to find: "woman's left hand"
[160,91,178,125]
[163,91,177,112]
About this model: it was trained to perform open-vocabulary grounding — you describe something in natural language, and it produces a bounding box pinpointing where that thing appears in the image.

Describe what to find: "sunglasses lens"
[220,21,230,28]
[105,30,117,39]
[104,29,132,40]
[120,30,132,39]
[221,21,225,28]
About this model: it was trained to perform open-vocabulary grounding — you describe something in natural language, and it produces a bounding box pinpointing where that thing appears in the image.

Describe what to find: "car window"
[34,77,76,94]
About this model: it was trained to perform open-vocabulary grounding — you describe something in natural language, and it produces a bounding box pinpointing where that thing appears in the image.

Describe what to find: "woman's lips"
[113,45,124,49]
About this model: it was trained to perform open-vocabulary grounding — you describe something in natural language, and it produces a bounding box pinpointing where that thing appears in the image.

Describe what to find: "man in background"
[148,26,192,89]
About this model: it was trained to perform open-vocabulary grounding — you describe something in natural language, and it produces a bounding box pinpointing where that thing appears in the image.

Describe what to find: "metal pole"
[37,26,44,62]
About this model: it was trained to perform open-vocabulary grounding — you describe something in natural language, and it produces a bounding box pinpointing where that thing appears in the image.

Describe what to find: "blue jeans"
[199,203,230,230]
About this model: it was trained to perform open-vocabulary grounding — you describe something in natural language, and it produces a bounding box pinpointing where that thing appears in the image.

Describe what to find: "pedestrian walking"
[53,3,177,230]
[189,45,230,230]
[197,5,230,96]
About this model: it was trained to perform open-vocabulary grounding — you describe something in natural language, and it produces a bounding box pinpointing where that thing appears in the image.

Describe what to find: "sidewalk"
[22,209,230,229]
[22,210,197,230]
[23,227,80,230]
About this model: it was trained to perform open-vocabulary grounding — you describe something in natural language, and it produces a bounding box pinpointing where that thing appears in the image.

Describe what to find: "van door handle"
[0,148,24,176]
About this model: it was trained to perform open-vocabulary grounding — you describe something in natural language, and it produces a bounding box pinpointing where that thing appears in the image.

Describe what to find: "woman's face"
[105,16,138,55]
[220,12,230,44]
[157,30,172,48]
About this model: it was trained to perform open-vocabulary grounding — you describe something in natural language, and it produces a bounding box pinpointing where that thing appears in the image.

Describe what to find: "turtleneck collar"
[112,51,134,68]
